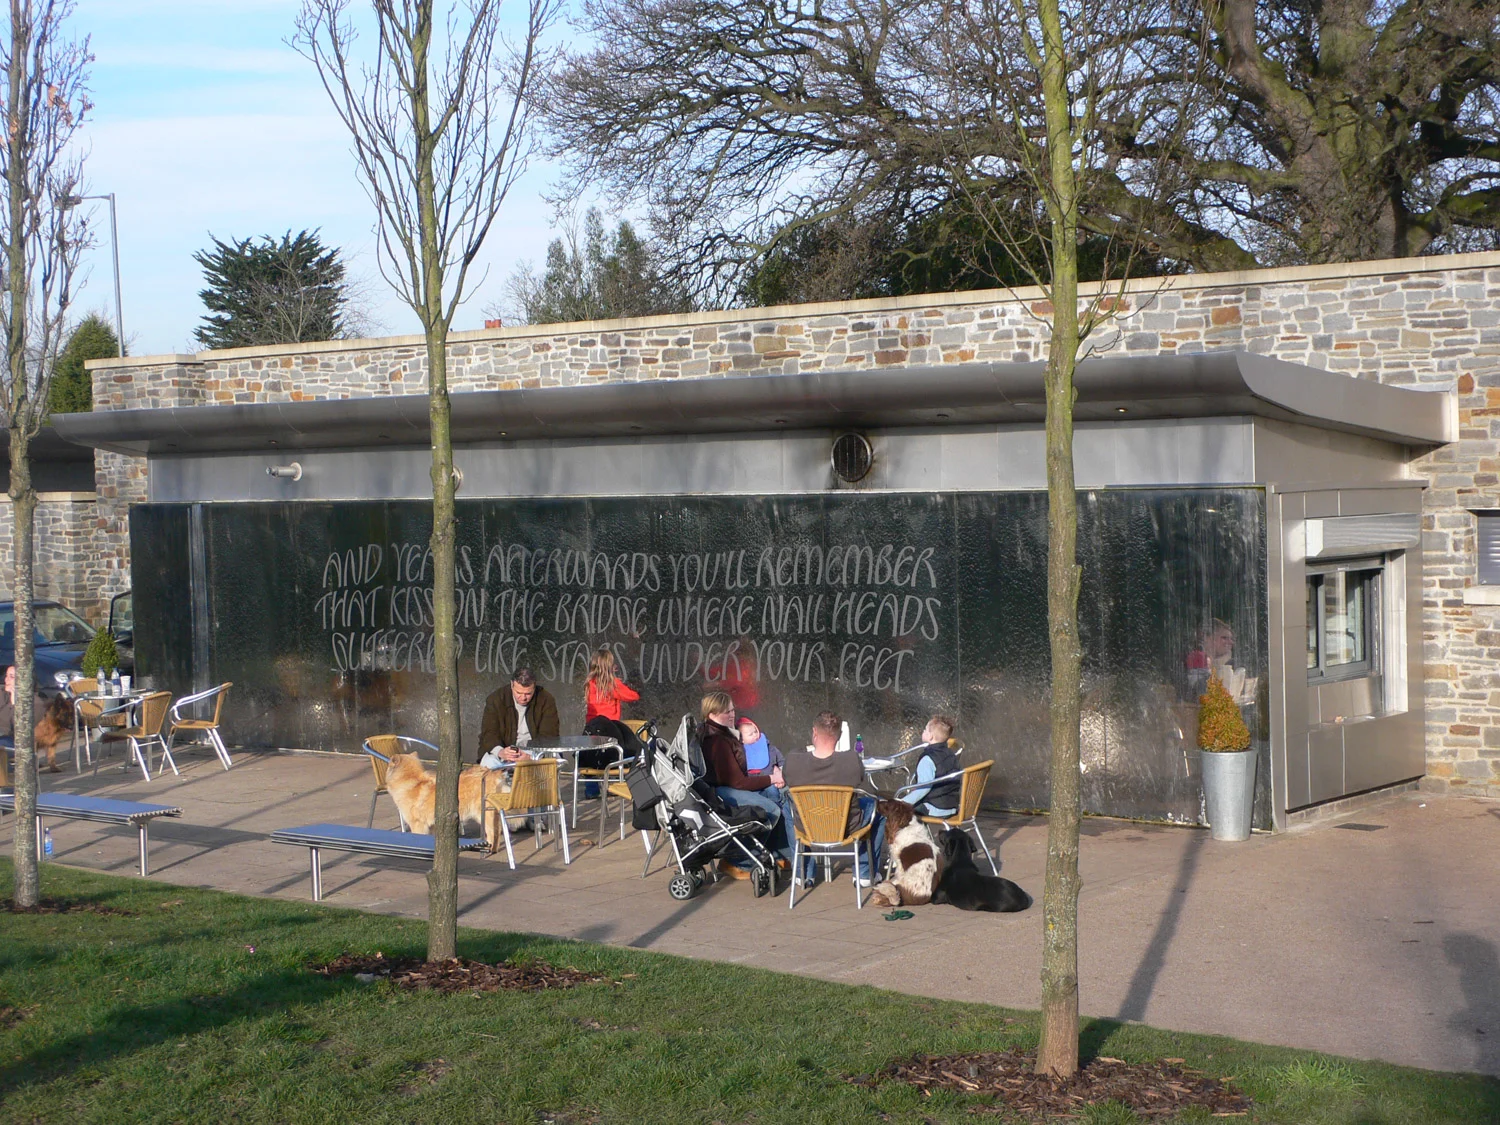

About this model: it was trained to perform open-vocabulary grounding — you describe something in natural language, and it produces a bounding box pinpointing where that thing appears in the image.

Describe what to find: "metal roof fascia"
[48,351,1454,455]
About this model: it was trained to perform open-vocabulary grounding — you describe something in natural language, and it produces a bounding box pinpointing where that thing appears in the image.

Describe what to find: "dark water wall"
[132,489,1267,824]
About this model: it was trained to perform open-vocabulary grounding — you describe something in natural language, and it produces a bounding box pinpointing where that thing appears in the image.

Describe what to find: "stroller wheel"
[752,868,771,898]
[668,872,697,901]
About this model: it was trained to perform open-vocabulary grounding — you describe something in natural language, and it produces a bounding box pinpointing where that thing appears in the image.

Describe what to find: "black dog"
[930,829,1032,912]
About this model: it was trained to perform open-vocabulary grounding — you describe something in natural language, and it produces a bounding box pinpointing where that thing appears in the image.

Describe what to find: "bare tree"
[295,0,554,960]
[2,0,92,908]
[548,0,1497,301]
[925,0,1215,1078]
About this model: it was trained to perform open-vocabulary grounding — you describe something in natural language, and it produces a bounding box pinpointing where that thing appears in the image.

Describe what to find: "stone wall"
[88,249,1500,796]
[0,492,110,624]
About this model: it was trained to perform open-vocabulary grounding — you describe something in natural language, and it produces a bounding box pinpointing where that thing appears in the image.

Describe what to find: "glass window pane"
[1306,577,1320,669]
[1322,570,1371,668]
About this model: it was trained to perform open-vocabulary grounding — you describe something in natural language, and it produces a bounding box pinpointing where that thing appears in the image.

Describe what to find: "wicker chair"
[362,735,436,830]
[786,785,873,910]
[485,757,571,870]
[166,682,234,770]
[897,759,998,875]
[99,692,173,781]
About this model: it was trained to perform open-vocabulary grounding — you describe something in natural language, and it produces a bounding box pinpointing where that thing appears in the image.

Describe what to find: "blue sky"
[72,0,563,356]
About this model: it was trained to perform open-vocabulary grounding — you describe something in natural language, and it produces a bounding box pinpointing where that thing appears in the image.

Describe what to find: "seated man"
[901,714,962,819]
[782,710,885,888]
[477,667,559,764]
[699,691,793,876]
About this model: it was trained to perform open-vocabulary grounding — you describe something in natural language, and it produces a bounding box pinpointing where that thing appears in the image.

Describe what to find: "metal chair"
[882,735,964,787]
[98,692,173,781]
[896,759,998,875]
[362,735,436,830]
[166,682,234,770]
[786,785,873,910]
[485,757,571,870]
[68,677,127,772]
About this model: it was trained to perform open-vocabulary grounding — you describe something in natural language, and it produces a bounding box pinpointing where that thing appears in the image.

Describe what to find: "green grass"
[1,861,1496,1124]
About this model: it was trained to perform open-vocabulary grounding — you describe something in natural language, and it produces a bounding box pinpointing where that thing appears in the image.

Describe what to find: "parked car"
[0,592,134,695]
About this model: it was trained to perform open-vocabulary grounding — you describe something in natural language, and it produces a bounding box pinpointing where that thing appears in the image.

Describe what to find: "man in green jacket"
[477,667,560,762]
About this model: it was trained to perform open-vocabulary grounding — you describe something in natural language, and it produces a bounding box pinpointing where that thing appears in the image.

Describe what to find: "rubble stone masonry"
[86,250,1500,796]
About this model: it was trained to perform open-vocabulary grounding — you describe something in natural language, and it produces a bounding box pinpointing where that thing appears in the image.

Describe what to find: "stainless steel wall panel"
[149,418,1273,504]
[1304,491,1340,518]
[1251,419,1409,488]
[1343,712,1424,793]
[1338,489,1424,516]
[878,432,945,491]
[1308,726,1345,803]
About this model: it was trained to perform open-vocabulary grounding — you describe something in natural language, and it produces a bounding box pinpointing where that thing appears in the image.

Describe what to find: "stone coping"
[86,248,1500,372]
[0,491,98,502]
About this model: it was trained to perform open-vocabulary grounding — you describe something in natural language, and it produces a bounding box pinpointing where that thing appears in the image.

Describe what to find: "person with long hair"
[585,646,639,723]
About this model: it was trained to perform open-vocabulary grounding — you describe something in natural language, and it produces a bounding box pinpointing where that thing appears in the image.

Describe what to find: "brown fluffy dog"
[35,695,74,773]
[870,799,943,907]
[384,752,497,835]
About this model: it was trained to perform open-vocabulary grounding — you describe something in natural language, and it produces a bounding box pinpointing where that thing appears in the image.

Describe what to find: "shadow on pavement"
[1445,932,1500,1075]
[1116,828,1208,1023]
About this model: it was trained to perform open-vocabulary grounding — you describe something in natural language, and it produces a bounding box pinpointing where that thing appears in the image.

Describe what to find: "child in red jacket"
[585,646,639,722]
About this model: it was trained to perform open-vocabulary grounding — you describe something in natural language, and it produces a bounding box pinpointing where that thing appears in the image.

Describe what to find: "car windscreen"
[0,604,96,646]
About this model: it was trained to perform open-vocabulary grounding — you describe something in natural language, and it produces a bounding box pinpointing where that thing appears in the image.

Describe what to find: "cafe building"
[53,252,1500,831]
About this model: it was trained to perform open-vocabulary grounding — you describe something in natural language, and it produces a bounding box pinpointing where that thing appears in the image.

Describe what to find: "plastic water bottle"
[43,828,52,859]
[855,733,865,757]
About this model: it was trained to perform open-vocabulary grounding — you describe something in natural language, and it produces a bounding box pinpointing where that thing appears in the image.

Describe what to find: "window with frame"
[1306,561,1381,682]
[1475,512,1500,585]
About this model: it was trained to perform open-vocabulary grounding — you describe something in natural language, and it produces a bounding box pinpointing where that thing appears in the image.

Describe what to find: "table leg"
[138,822,149,877]
[310,846,323,901]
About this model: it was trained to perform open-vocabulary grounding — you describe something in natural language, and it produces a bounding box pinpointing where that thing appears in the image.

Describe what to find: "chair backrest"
[363,736,398,789]
[957,760,993,820]
[209,682,232,725]
[947,736,964,755]
[626,718,651,739]
[507,757,560,809]
[787,785,857,844]
[68,677,97,696]
[135,692,173,738]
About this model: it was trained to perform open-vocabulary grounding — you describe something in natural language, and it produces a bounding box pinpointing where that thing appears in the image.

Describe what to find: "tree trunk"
[425,330,461,962]
[8,426,38,905]
[6,0,39,908]
[406,0,462,964]
[1033,0,1084,1080]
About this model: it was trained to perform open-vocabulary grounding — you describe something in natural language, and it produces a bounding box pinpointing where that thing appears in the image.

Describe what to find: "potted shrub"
[81,627,119,680]
[1197,671,1256,841]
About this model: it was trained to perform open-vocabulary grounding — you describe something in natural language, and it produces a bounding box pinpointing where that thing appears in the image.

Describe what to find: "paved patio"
[14,746,1500,1076]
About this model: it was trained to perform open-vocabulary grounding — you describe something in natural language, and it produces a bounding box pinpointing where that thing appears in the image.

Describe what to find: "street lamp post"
[59,192,123,356]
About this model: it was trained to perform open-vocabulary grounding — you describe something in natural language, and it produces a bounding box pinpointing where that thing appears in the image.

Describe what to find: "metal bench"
[0,792,182,876]
[269,823,487,902]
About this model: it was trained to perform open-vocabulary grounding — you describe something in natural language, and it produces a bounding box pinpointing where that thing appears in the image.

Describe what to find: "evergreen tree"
[49,313,119,413]
[193,230,351,349]
[500,209,690,324]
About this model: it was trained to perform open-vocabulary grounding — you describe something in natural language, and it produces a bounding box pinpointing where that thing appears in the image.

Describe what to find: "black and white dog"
[930,828,1032,912]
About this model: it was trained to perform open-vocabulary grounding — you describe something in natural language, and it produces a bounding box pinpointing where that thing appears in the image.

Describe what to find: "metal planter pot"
[1200,748,1257,841]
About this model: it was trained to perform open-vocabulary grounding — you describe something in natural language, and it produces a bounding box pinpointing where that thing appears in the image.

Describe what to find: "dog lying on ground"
[870,799,942,907]
[930,828,1032,912]
[35,694,74,773]
[384,752,499,836]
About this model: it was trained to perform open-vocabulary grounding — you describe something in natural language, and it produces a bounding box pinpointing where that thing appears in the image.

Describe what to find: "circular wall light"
[830,432,874,483]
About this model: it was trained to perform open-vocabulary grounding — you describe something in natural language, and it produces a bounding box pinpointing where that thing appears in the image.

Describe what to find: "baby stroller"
[626,715,780,900]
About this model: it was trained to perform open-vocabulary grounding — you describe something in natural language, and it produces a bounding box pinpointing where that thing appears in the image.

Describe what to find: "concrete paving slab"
[12,747,1500,1075]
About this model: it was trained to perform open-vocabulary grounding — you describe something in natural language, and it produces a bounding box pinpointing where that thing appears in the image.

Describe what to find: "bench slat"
[270,823,485,859]
[0,793,182,824]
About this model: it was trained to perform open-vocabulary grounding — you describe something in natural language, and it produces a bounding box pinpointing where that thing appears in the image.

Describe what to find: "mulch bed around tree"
[3,897,135,916]
[852,1048,1251,1119]
[311,952,616,994]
